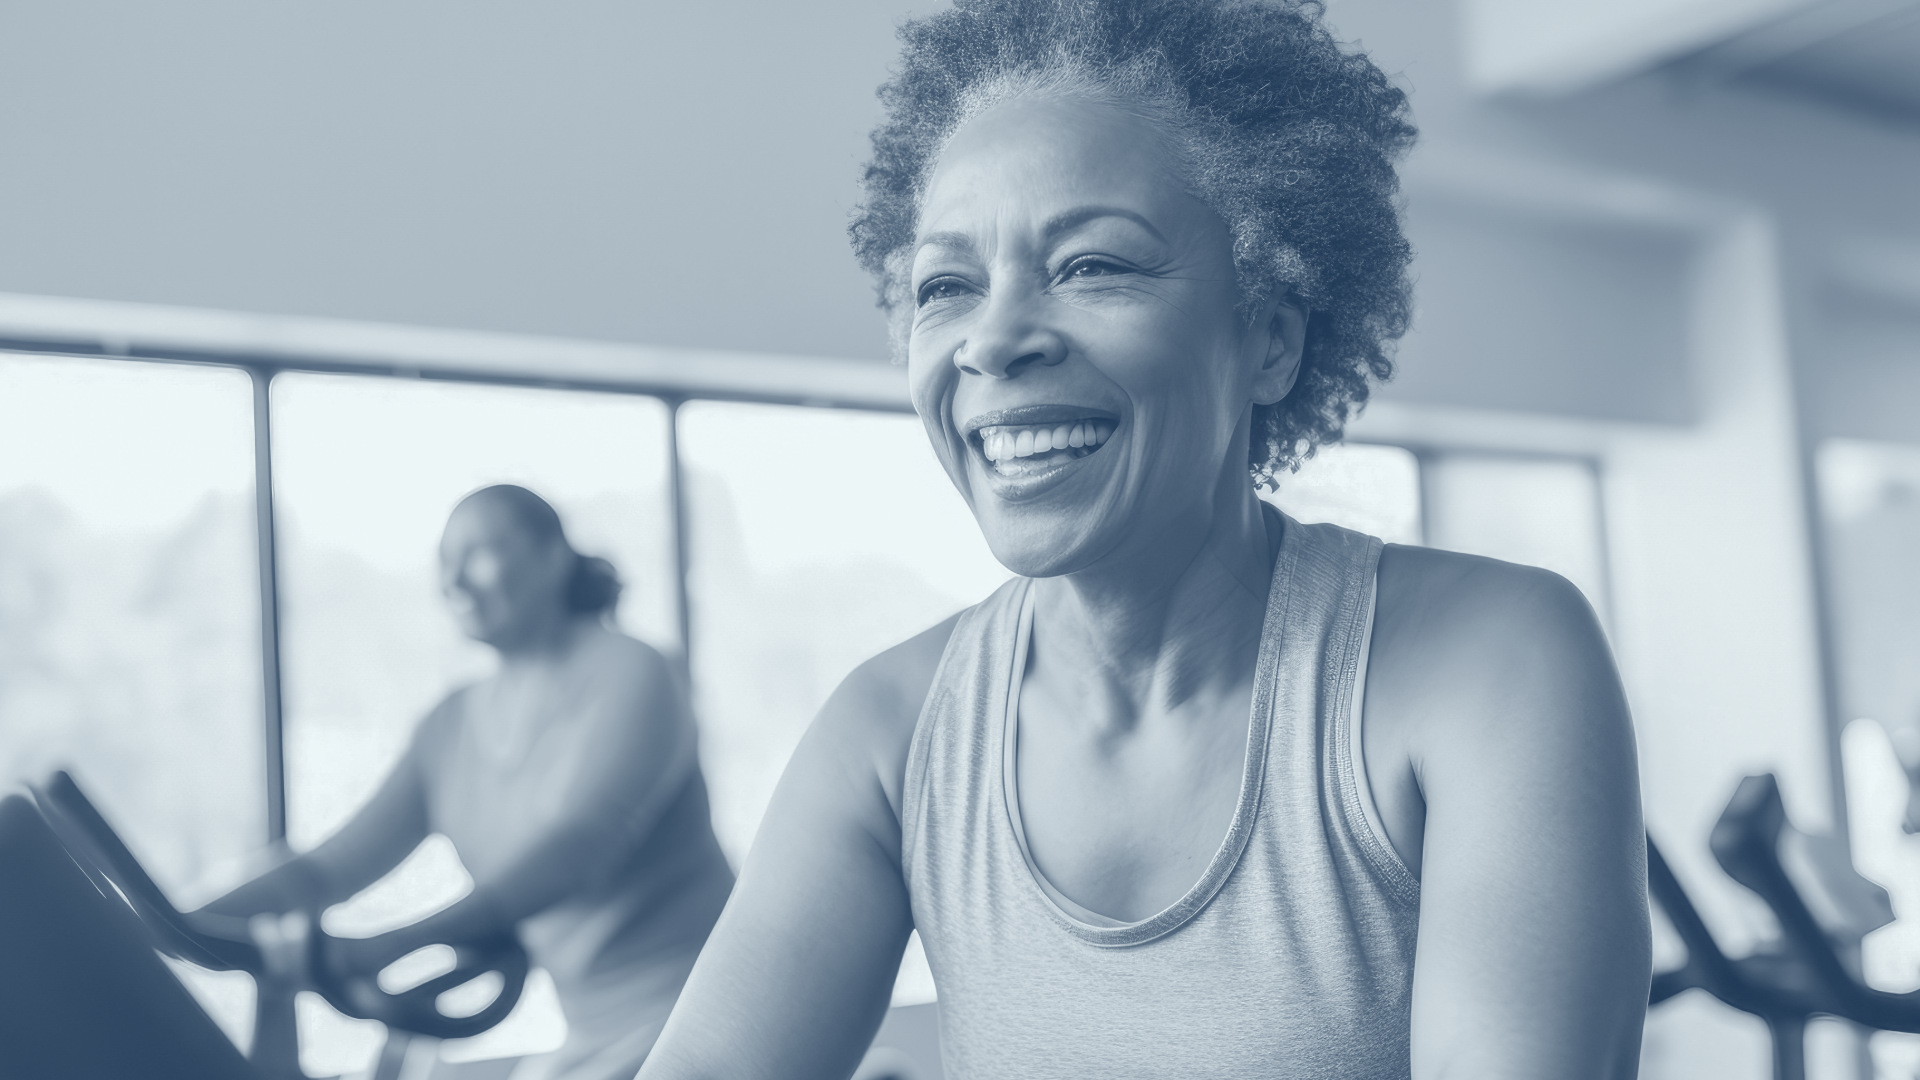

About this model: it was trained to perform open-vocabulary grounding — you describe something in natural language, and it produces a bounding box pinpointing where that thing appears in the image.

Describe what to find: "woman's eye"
[916,278,968,307]
[1063,258,1127,280]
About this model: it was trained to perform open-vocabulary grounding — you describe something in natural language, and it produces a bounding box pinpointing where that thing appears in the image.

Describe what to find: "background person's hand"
[247,910,314,985]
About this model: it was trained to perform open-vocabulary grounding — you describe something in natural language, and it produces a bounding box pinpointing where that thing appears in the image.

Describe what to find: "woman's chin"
[977,516,1112,580]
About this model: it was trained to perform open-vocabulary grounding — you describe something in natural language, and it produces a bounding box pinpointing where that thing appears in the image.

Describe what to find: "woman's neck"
[1033,472,1276,722]
[494,612,595,673]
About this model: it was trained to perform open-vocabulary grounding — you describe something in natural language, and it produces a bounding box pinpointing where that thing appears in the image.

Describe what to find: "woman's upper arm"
[642,617,955,1080]
[1383,555,1649,1080]
[468,642,697,913]
[552,644,697,836]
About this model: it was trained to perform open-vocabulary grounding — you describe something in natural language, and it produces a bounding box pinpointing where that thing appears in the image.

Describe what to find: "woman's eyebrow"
[914,207,1167,261]
[914,231,979,261]
[1042,206,1168,245]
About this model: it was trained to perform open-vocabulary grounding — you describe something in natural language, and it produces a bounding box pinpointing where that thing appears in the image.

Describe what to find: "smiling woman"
[641,2,1649,1079]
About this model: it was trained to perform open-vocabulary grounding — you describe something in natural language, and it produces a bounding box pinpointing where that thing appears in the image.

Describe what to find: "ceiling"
[1674,0,1920,128]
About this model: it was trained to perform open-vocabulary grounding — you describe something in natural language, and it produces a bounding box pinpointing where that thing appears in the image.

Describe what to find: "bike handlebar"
[1651,772,1920,1033]
[31,770,528,1042]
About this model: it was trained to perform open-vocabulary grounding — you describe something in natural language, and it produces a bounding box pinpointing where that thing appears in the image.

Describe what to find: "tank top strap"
[1262,510,1418,905]
[900,575,1026,890]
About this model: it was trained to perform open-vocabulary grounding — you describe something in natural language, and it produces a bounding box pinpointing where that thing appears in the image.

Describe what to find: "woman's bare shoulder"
[805,613,963,823]
[594,625,674,673]
[577,627,685,703]
[1375,543,1604,652]
[1371,543,1625,751]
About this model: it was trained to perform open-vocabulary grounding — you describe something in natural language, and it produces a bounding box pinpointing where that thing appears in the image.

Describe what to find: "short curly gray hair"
[850,0,1416,482]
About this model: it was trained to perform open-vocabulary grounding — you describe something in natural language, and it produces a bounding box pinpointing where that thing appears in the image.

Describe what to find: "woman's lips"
[960,408,1119,498]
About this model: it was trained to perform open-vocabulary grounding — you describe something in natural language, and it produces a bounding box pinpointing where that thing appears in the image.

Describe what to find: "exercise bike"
[3,771,529,1080]
[1650,772,1920,1080]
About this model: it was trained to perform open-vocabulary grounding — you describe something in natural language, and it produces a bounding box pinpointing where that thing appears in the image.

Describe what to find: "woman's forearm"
[358,889,516,963]
[201,733,434,918]
[197,855,335,917]
[475,818,625,924]
[338,831,607,975]
[354,817,618,962]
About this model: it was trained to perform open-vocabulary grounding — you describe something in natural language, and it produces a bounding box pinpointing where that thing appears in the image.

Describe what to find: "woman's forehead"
[443,498,537,547]
[917,95,1191,243]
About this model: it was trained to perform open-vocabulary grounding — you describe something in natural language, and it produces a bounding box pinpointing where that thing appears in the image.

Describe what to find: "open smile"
[963,405,1119,496]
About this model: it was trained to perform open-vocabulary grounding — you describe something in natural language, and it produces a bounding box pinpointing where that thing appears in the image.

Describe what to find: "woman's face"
[906,94,1301,577]
[438,501,572,649]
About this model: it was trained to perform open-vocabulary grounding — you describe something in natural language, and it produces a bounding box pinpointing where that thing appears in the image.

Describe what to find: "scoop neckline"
[997,541,1288,948]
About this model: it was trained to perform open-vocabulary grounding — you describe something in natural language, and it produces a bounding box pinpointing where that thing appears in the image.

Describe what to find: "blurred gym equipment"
[1650,772,1920,1080]
[15,771,529,1080]
[0,790,258,1078]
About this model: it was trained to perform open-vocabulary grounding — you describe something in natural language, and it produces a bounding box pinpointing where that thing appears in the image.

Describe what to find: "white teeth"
[978,420,1115,463]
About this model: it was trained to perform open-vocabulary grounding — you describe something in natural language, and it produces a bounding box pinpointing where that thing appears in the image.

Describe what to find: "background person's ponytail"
[567,553,623,615]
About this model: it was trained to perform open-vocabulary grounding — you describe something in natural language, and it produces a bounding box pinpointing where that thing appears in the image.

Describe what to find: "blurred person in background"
[201,484,733,1080]
[642,1,1648,1078]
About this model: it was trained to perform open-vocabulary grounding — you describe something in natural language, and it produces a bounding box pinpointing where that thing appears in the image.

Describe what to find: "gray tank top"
[901,513,1420,1078]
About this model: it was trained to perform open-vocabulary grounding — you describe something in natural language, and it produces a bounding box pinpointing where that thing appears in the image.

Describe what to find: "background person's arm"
[1374,550,1650,1080]
[195,703,443,919]
[334,641,702,967]
[639,617,954,1080]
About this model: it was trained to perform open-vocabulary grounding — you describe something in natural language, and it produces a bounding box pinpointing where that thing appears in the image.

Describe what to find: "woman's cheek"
[907,344,971,492]
[906,345,943,405]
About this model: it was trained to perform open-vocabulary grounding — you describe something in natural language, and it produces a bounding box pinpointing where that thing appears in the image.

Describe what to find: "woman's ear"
[1250,291,1310,407]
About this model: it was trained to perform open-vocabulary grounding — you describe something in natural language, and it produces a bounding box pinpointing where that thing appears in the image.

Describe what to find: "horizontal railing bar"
[0,292,912,413]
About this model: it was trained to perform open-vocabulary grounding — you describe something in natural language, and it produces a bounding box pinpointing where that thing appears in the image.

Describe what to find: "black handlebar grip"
[31,770,530,1040]
[311,930,531,1040]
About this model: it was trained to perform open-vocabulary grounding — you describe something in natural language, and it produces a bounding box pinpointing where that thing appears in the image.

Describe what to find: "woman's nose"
[953,290,1066,379]
[444,561,481,602]
[442,579,471,611]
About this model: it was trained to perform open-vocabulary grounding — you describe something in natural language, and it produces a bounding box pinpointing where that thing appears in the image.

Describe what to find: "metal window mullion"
[249,367,289,844]
[666,399,694,682]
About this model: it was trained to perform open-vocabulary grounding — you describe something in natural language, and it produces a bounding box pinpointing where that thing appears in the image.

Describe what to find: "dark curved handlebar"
[1650,772,1920,1032]
[31,770,528,1041]
[310,928,530,1040]
[33,771,263,973]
